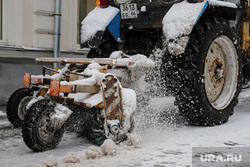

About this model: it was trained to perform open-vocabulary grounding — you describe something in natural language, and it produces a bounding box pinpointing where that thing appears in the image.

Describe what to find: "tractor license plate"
[120,4,137,19]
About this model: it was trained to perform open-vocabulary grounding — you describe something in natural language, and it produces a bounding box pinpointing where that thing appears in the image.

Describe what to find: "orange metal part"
[96,0,100,7]
[23,73,31,87]
[50,80,60,97]
[240,21,250,52]
[60,85,75,93]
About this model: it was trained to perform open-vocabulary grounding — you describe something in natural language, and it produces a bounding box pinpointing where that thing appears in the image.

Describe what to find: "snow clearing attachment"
[21,54,154,152]
[6,63,85,127]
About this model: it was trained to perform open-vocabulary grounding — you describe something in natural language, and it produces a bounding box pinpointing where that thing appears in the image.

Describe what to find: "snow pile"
[0,110,6,116]
[162,0,206,56]
[124,133,142,149]
[85,146,103,159]
[42,156,58,167]
[81,6,119,43]
[25,153,85,167]
[100,139,119,156]
[61,152,85,164]
[85,139,119,159]
[25,135,142,167]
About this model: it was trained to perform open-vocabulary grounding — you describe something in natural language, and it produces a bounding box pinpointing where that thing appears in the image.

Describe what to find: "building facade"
[0,0,96,105]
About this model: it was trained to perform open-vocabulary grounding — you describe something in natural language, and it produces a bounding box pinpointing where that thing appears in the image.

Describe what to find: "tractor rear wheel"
[163,17,242,125]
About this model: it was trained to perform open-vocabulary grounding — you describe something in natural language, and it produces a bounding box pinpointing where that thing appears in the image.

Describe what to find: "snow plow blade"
[19,53,154,151]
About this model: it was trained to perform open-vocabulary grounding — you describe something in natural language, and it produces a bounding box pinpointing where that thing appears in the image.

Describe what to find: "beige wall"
[3,0,93,51]
[23,0,34,47]
[7,0,23,46]
[86,0,95,14]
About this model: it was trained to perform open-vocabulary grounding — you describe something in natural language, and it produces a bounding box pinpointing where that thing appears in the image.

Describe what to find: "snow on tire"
[22,99,64,152]
[163,17,242,126]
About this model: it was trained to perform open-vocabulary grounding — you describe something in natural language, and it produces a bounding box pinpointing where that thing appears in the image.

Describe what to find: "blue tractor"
[81,0,248,126]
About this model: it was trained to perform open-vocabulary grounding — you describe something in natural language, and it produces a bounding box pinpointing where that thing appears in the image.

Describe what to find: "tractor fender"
[163,0,237,56]
[81,6,120,49]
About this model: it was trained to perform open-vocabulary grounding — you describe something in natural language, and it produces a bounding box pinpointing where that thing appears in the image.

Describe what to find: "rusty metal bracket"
[101,74,123,122]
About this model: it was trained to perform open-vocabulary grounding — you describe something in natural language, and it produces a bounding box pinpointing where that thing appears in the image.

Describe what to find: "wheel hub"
[204,35,238,110]
[38,112,56,142]
[205,41,226,103]
[18,96,33,120]
[210,58,224,87]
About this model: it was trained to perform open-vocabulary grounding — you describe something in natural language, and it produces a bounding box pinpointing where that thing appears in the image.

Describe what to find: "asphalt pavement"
[0,105,17,138]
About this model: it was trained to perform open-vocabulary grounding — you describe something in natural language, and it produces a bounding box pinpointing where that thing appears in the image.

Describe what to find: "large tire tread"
[162,17,242,126]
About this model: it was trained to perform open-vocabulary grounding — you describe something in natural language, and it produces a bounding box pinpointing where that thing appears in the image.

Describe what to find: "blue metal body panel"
[195,2,208,24]
[107,11,120,41]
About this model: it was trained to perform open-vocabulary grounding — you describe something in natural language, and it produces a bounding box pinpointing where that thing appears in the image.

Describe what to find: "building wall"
[0,0,96,105]
[4,0,81,51]
[0,57,52,105]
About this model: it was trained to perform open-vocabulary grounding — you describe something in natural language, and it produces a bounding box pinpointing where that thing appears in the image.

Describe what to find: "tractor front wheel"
[22,99,64,152]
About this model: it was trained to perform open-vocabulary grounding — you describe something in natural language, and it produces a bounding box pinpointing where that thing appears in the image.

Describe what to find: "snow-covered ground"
[1,87,250,167]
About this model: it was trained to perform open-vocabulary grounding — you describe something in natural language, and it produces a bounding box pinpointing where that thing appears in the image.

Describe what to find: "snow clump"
[81,6,119,43]
[162,1,206,56]
[101,139,119,156]
[86,134,142,159]
[61,152,85,164]
[26,134,142,166]
[124,133,142,149]
[85,146,103,159]
[0,110,6,116]
[42,156,58,167]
